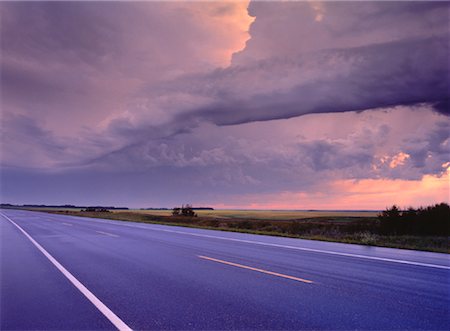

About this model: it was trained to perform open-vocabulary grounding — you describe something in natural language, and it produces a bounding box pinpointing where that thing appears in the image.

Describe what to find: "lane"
[38,209,450,269]
[3,213,132,330]
[1,209,449,330]
[0,212,115,330]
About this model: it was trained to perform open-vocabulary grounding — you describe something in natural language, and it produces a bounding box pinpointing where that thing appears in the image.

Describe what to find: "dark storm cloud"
[2,1,449,151]
[1,1,449,207]
[156,35,448,129]
[88,107,449,192]
[404,120,450,170]
[2,2,139,66]
[1,113,67,169]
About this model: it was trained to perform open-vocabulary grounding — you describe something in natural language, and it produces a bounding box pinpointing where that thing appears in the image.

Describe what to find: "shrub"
[379,203,450,236]
[172,204,197,217]
[357,232,378,245]
[287,221,304,235]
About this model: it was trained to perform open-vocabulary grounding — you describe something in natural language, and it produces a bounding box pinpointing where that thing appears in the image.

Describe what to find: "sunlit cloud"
[388,152,411,169]
[308,1,325,22]
[175,1,254,67]
[1,1,449,208]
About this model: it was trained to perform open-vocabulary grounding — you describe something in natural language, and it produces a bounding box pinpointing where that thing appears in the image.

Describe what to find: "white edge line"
[87,218,448,269]
[52,214,450,270]
[12,210,450,270]
[147,228,450,270]
[0,212,132,331]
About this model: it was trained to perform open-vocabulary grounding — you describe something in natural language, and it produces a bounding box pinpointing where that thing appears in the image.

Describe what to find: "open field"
[25,208,449,253]
[131,209,379,220]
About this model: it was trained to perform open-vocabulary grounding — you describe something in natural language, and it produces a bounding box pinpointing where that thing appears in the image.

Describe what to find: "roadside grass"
[30,209,450,254]
[131,209,379,220]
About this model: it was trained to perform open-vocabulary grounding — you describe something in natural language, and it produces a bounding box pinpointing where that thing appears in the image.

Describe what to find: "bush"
[235,221,253,230]
[172,204,197,217]
[287,221,304,235]
[357,232,378,245]
[379,203,450,236]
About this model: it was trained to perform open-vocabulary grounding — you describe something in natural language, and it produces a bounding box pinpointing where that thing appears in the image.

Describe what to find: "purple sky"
[1,1,449,209]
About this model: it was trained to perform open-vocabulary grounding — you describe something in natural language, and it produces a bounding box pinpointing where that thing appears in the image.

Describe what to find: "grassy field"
[26,208,449,253]
[131,209,379,220]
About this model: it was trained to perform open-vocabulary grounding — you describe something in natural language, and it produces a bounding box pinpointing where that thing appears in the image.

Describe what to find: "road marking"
[88,223,450,270]
[96,231,119,238]
[62,222,73,226]
[199,255,313,284]
[10,210,450,270]
[0,212,132,331]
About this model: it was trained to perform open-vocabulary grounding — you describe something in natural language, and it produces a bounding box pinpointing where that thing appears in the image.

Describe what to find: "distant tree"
[402,207,418,234]
[382,205,401,219]
[379,205,402,234]
[378,203,450,236]
[172,204,197,217]
[181,204,197,217]
[416,203,450,236]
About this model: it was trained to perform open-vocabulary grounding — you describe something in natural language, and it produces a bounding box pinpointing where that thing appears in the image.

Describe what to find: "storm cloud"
[1,1,449,208]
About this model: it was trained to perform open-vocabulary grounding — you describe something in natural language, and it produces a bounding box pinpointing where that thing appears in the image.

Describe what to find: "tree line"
[378,203,450,236]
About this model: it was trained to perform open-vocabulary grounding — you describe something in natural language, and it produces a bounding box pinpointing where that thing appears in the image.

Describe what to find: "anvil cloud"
[1,1,449,209]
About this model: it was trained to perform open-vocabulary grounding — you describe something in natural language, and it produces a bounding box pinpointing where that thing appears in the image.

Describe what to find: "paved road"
[1,209,449,330]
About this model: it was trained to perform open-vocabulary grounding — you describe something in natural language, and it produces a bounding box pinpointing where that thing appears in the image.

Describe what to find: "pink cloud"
[1,2,449,208]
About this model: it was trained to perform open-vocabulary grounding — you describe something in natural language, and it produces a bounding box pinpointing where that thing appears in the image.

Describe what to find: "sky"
[1,1,449,210]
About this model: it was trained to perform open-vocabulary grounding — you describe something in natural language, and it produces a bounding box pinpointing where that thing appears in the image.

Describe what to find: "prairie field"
[129,209,379,220]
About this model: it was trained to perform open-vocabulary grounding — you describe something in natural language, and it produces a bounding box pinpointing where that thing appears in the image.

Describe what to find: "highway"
[1,209,449,330]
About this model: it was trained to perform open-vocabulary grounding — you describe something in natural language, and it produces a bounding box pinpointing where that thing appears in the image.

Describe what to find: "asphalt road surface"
[1,209,449,330]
